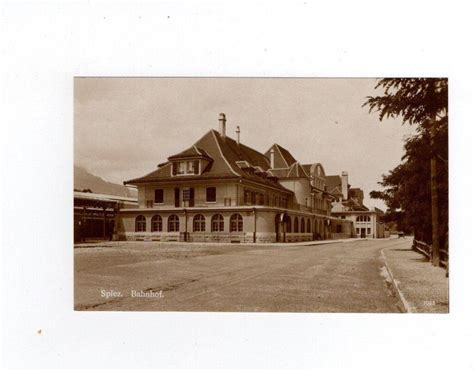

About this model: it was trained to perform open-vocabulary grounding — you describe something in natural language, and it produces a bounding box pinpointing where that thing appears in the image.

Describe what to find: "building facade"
[74,191,137,243]
[324,172,387,238]
[117,113,354,243]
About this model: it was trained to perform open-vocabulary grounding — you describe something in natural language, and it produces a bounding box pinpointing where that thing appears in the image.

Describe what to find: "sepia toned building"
[116,113,354,243]
[74,191,137,243]
[325,172,387,238]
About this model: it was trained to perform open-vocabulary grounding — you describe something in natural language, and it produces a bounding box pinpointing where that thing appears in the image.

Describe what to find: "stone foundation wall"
[119,231,323,243]
[122,232,181,242]
[285,233,313,243]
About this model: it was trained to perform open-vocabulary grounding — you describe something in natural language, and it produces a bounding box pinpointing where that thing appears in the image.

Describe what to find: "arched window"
[356,216,361,222]
[151,215,162,232]
[211,214,224,232]
[301,217,305,233]
[307,219,311,233]
[193,214,206,232]
[367,216,371,222]
[230,213,243,232]
[294,217,299,233]
[135,215,146,232]
[168,214,180,232]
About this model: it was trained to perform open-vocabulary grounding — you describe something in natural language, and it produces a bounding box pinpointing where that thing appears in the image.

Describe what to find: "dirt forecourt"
[74,238,428,313]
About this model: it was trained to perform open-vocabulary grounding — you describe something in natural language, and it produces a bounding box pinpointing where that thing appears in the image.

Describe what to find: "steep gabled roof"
[301,163,326,178]
[267,168,290,178]
[264,143,298,168]
[287,162,309,179]
[168,145,212,161]
[301,164,312,176]
[211,130,289,190]
[342,198,369,211]
[124,130,290,192]
[266,162,309,179]
[275,144,297,167]
[324,175,342,194]
[212,130,271,172]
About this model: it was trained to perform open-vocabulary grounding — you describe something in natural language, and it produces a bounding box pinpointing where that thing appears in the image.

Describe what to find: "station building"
[117,113,354,243]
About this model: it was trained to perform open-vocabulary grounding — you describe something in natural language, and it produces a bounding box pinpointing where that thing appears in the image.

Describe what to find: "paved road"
[75,238,412,312]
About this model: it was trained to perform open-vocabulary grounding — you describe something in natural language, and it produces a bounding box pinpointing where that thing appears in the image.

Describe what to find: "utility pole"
[430,115,440,267]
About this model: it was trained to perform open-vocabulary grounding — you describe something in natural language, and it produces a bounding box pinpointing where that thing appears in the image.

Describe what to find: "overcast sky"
[74,78,416,210]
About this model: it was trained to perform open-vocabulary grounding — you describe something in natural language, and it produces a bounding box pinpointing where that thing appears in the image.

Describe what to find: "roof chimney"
[270,147,275,168]
[236,125,240,145]
[218,113,226,139]
[341,171,348,200]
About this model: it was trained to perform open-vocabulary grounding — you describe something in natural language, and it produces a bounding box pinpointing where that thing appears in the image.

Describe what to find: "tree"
[365,78,448,266]
[370,128,448,246]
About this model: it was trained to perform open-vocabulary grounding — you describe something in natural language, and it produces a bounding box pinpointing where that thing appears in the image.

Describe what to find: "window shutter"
[194,160,199,174]
[189,188,195,207]
[174,188,180,207]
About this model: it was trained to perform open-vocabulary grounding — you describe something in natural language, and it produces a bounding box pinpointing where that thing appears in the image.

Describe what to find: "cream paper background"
[1,1,473,369]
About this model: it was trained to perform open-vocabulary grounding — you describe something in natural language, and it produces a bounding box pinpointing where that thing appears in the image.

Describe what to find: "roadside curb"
[74,237,370,249]
[380,247,414,313]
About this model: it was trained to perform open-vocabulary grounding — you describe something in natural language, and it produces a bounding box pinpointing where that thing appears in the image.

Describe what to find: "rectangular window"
[356,228,360,234]
[186,161,195,174]
[244,190,252,205]
[174,188,180,207]
[251,191,256,205]
[177,162,186,175]
[182,188,190,201]
[154,189,164,203]
[206,187,216,202]
[367,228,371,235]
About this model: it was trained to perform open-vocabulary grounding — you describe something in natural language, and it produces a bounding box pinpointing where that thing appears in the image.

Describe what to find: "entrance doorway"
[275,213,290,242]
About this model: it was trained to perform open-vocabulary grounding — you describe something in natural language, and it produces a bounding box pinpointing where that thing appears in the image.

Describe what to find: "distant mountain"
[74,165,137,198]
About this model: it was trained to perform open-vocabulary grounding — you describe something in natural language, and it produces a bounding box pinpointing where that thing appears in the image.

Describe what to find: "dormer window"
[177,161,186,175]
[168,145,213,177]
[172,160,199,176]
[187,160,197,174]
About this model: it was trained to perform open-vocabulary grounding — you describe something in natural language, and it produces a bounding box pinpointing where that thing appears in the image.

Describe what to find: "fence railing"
[413,239,449,268]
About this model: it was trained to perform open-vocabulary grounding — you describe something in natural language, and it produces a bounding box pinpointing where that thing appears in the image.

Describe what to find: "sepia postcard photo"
[74,77,448,313]
[4,1,473,369]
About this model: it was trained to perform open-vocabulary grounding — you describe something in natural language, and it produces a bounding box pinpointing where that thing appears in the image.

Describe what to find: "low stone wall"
[188,232,252,243]
[121,232,181,242]
[119,231,321,243]
[285,233,313,243]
